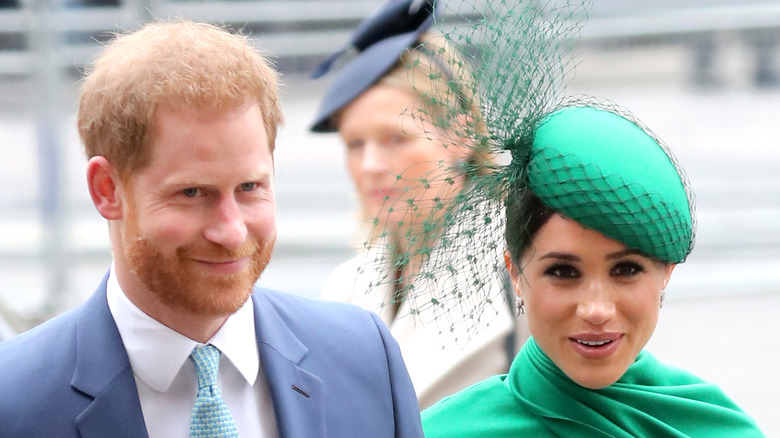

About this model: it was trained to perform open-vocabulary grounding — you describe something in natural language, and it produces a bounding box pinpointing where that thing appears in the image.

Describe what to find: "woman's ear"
[86,156,124,220]
[453,113,477,151]
[662,263,676,290]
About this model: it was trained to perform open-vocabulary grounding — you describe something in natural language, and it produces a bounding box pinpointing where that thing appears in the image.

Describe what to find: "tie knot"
[191,345,221,389]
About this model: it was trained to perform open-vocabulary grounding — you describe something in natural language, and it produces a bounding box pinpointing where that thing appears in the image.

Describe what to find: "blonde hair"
[78,21,283,180]
[378,31,492,176]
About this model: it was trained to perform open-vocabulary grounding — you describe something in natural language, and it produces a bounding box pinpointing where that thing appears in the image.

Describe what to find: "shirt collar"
[106,263,260,392]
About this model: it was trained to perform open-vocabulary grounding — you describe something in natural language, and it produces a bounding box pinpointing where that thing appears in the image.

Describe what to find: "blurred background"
[1,0,778,434]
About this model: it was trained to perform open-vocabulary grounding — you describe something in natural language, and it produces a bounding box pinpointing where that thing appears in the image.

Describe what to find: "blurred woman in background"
[310,0,526,409]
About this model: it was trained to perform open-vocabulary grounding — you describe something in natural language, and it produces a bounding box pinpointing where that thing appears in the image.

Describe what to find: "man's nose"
[203,196,247,250]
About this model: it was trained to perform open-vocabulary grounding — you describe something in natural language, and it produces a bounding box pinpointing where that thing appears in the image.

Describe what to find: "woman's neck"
[389,229,437,312]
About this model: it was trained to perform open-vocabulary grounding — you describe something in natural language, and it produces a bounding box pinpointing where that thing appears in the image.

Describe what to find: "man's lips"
[192,257,249,274]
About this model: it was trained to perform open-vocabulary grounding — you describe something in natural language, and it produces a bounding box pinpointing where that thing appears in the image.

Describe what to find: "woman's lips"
[569,333,624,360]
[374,188,395,197]
[366,188,398,202]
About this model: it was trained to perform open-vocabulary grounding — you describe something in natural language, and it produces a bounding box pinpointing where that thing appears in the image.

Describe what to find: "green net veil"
[359,0,696,343]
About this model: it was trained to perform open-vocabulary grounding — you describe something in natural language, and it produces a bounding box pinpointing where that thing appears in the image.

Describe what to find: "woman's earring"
[660,290,666,309]
[515,297,525,316]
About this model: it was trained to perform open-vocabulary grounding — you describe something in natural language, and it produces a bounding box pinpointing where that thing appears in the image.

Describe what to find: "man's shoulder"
[252,288,424,437]
[0,304,85,415]
[255,287,379,328]
[0,304,81,361]
[1,272,111,361]
[252,287,394,357]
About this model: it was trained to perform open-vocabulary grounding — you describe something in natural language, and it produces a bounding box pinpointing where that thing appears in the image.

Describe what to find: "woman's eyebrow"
[605,248,644,260]
[538,252,579,262]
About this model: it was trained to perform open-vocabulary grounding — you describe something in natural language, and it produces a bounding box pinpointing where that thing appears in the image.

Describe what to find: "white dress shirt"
[106,265,278,438]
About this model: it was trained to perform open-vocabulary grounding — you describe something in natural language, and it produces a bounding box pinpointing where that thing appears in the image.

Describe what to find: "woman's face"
[507,213,674,389]
[338,84,467,233]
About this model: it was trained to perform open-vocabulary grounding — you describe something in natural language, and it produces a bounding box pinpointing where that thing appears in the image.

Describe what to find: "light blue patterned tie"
[190,345,239,438]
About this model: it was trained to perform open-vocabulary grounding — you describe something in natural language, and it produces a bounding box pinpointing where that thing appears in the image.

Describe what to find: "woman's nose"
[360,142,387,174]
[577,283,616,326]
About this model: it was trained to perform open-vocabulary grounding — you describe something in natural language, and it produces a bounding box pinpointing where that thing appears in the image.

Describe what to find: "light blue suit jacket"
[0,274,423,437]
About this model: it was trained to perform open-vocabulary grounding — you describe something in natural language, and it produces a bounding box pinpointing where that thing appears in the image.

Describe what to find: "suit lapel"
[71,276,149,438]
[252,292,326,438]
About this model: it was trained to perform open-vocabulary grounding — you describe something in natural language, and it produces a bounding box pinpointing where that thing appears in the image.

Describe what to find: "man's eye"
[240,182,258,192]
[182,187,200,198]
[544,264,580,279]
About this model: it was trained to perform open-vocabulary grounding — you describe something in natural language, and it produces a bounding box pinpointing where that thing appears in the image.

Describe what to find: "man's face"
[118,103,276,317]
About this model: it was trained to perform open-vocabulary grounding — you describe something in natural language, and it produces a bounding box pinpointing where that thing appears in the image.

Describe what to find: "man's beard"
[122,208,275,317]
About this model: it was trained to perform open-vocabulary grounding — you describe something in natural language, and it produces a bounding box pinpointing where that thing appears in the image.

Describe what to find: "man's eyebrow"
[164,168,272,187]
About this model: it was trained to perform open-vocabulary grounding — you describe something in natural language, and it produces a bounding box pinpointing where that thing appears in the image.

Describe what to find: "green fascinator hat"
[528,106,694,263]
[360,0,696,337]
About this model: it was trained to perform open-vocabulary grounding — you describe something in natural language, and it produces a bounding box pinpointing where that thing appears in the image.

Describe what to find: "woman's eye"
[240,182,258,192]
[611,261,645,277]
[544,263,580,279]
[387,134,406,145]
[345,140,363,151]
[182,187,200,198]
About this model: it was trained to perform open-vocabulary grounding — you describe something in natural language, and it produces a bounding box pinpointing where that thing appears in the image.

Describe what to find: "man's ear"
[86,156,124,220]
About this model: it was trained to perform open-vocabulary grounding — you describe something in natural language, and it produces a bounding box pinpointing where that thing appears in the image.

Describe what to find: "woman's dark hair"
[505,184,555,263]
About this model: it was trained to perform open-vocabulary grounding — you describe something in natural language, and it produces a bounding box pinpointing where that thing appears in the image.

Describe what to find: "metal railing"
[0,0,389,77]
[2,1,780,78]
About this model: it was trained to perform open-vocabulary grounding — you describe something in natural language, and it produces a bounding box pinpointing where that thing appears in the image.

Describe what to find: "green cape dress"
[422,338,764,437]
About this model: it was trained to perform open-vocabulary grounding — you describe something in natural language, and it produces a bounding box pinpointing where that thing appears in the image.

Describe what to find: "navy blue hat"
[310,0,439,133]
